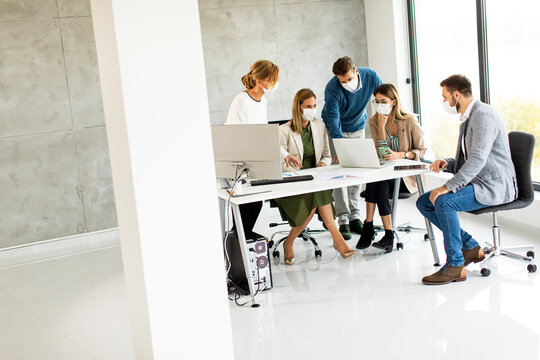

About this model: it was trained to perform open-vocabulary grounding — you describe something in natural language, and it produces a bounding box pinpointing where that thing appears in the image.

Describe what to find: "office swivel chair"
[267,200,324,259]
[268,222,324,259]
[469,131,536,276]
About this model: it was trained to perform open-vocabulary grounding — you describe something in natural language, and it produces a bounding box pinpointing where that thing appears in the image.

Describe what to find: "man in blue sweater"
[322,56,382,239]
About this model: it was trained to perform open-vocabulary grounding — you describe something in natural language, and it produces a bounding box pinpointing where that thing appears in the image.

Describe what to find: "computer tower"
[224,231,273,295]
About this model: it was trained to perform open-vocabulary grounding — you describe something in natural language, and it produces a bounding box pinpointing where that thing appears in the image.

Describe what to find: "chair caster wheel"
[315,249,322,257]
[424,234,429,241]
[267,240,274,248]
[272,250,280,258]
[481,268,491,277]
[527,251,535,259]
[396,243,404,250]
[527,264,537,273]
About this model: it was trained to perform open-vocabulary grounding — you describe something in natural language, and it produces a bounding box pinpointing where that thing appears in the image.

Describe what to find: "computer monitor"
[211,124,282,180]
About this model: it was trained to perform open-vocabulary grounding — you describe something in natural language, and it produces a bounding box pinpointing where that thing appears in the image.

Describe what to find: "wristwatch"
[404,151,409,159]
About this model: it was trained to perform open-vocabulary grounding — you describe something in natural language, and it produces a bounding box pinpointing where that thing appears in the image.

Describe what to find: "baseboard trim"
[0,228,120,269]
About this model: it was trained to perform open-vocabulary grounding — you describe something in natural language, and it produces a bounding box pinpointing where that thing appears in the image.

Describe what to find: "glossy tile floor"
[0,247,134,360]
[1,197,539,359]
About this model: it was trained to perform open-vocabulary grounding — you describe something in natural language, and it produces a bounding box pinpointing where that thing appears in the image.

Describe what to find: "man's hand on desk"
[316,162,327,167]
[430,159,448,173]
[284,154,302,169]
[429,185,450,205]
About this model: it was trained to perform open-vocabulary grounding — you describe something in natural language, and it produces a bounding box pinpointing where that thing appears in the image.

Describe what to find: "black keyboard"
[250,175,314,186]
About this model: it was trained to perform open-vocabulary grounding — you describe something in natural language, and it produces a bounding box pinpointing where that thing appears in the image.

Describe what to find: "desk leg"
[230,203,259,306]
[415,174,441,266]
[218,198,227,236]
[391,178,402,249]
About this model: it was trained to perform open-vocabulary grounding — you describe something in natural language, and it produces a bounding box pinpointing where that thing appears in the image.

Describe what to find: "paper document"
[283,165,365,180]
[315,168,366,181]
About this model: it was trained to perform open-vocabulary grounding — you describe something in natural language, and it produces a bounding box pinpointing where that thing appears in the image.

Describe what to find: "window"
[409,0,540,188]
[414,0,480,160]
[486,1,540,183]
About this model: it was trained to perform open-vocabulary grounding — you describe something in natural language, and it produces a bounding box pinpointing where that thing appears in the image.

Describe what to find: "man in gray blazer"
[417,74,517,285]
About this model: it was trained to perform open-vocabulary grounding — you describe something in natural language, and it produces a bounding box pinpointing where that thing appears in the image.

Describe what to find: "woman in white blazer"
[275,89,355,264]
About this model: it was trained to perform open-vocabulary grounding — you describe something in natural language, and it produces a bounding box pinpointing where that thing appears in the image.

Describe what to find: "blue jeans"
[416,185,487,266]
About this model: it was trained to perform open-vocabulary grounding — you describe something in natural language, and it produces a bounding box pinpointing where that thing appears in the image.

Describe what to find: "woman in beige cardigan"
[276,88,355,264]
[355,83,426,252]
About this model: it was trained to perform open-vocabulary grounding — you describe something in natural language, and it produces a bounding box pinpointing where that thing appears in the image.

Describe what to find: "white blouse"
[225,91,267,125]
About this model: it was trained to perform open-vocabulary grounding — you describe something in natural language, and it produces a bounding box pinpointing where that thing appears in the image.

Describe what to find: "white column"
[365,0,414,111]
[89,0,234,359]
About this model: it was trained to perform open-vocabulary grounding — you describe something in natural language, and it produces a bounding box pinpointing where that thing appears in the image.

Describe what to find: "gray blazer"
[445,101,517,206]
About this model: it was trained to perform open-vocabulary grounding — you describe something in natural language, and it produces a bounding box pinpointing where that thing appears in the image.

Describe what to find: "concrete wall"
[0,0,369,247]
[0,0,116,248]
[199,0,369,124]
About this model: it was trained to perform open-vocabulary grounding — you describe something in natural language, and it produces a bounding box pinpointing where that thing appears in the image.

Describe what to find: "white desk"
[218,160,440,304]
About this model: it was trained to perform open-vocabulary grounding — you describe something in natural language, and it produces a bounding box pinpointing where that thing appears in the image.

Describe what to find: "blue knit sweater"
[321,67,382,138]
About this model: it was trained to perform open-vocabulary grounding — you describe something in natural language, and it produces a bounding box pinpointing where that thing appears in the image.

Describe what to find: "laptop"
[333,138,395,168]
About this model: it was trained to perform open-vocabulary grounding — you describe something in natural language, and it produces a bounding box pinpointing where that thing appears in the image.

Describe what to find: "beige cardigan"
[368,114,427,193]
[279,119,332,172]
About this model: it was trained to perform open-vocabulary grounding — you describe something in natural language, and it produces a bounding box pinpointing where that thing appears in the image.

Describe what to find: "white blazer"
[279,119,332,172]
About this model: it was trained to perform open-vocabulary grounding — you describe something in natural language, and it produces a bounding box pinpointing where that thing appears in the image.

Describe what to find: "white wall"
[365,0,413,113]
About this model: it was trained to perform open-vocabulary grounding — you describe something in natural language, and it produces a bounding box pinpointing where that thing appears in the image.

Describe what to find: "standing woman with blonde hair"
[355,83,426,252]
[226,60,301,236]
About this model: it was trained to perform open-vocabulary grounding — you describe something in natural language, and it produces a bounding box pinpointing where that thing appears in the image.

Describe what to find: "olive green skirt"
[275,190,334,227]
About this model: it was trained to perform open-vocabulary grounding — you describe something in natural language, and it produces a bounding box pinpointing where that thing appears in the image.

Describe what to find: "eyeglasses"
[371,99,391,105]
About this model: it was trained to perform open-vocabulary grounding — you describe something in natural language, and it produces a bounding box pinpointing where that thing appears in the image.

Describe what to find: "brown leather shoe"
[422,264,466,285]
[462,246,485,267]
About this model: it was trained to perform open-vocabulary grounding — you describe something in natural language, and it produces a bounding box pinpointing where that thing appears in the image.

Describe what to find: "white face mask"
[443,93,458,115]
[263,81,278,95]
[375,103,392,115]
[301,107,317,121]
[341,75,359,92]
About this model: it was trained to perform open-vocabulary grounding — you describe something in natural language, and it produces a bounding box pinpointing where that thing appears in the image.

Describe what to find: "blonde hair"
[291,88,316,134]
[373,83,413,121]
[241,60,280,90]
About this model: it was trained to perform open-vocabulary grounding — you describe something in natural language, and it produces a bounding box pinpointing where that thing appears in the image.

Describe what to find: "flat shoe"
[462,246,486,267]
[339,224,351,240]
[349,219,363,234]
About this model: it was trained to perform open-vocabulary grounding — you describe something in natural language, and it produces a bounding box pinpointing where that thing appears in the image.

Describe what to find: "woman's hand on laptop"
[284,154,302,169]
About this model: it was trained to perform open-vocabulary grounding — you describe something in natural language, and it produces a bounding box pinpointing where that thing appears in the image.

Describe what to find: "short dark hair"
[440,74,472,96]
[332,56,356,76]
